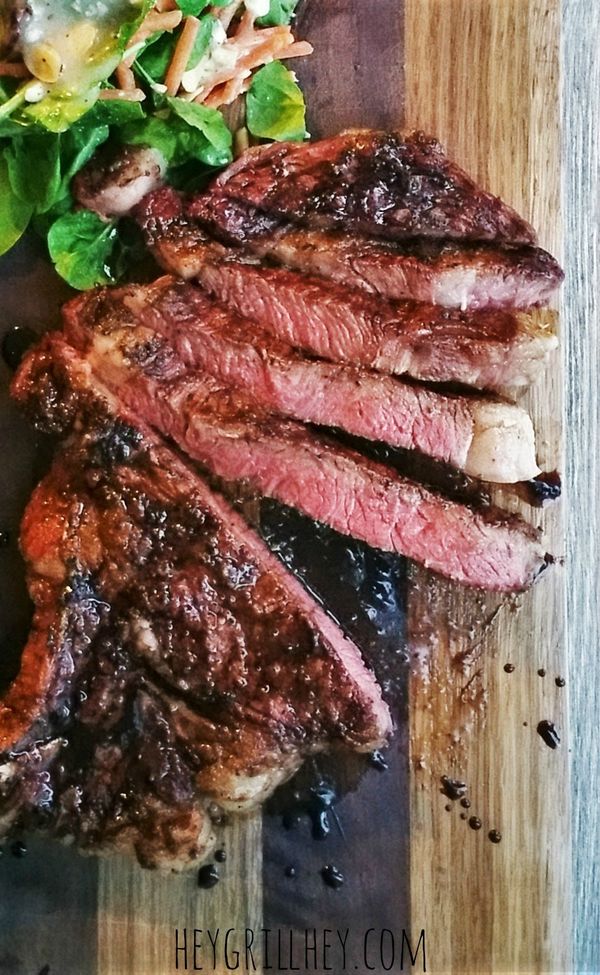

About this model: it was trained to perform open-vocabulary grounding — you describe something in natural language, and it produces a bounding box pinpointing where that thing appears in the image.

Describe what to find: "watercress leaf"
[84,99,146,128]
[185,15,217,70]
[121,114,179,162]
[0,155,33,256]
[137,29,178,82]
[257,0,300,26]
[176,0,211,14]
[59,120,110,192]
[47,210,118,290]
[5,133,62,213]
[246,61,306,141]
[167,97,232,166]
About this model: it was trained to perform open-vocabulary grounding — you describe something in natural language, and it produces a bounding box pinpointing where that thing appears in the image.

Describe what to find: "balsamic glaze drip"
[555,676,566,688]
[284,865,297,878]
[537,720,560,749]
[525,471,562,506]
[444,804,452,812]
[197,864,220,889]
[214,848,227,863]
[279,778,339,840]
[537,669,546,678]
[321,864,344,889]
[460,813,468,821]
[468,817,482,831]
[2,326,37,371]
[440,775,467,801]
[488,830,502,844]
[368,749,389,772]
[503,663,515,673]
[460,797,471,809]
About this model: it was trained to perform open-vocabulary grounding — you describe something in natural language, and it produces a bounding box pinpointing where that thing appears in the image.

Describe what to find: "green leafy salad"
[0,0,310,288]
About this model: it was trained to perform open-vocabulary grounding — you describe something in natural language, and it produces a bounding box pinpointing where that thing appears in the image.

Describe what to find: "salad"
[0,0,311,287]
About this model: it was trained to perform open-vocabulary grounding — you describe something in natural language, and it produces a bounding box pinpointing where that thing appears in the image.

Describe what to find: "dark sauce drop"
[525,471,562,506]
[488,830,502,844]
[460,813,468,821]
[537,720,560,749]
[368,749,389,772]
[444,804,452,812]
[460,797,471,809]
[197,864,220,889]
[503,663,515,673]
[214,848,227,863]
[537,668,546,678]
[321,864,344,889]
[555,676,566,688]
[11,840,27,858]
[468,817,482,831]
[440,775,467,800]
[308,783,337,840]
[2,326,37,371]
[284,865,297,878]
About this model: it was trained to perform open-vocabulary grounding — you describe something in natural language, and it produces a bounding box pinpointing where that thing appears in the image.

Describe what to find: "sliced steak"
[1,420,390,867]
[136,188,563,312]
[253,230,564,312]
[206,130,537,244]
[74,276,539,483]
[196,261,557,390]
[18,323,549,591]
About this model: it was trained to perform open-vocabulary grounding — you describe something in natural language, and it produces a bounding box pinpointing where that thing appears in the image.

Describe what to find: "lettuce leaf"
[0,156,33,256]
[257,0,300,26]
[122,99,232,168]
[246,61,306,141]
[47,209,118,290]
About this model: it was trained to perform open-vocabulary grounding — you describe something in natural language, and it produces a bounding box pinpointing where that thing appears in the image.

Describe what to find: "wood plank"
[404,2,569,972]
[97,816,262,975]
[562,2,600,971]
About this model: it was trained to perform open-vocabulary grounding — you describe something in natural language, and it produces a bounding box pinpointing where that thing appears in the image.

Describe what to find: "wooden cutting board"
[0,1,569,973]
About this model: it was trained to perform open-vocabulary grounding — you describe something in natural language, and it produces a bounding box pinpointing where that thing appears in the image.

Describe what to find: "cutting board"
[0,1,569,973]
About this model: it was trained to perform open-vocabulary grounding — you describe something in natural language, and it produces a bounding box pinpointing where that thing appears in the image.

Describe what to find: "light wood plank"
[562,2,600,971]
[97,815,262,975]
[404,2,569,972]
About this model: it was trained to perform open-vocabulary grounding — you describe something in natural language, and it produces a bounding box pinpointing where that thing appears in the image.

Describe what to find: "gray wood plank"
[563,2,600,971]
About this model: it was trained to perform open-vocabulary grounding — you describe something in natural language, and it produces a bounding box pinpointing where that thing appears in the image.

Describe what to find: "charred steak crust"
[3,369,391,866]
[209,130,537,245]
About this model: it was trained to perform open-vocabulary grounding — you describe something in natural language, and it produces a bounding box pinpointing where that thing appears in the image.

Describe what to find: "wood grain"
[563,2,600,972]
[405,2,569,972]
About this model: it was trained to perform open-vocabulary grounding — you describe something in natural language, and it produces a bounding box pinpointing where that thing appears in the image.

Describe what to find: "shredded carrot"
[0,62,31,77]
[214,1,245,32]
[124,8,183,65]
[115,63,136,91]
[164,15,200,96]
[99,87,146,101]
[192,28,297,103]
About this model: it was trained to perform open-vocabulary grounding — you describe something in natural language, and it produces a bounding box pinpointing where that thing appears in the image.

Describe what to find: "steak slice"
[137,188,563,312]
[17,324,549,591]
[196,261,557,390]
[78,276,539,483]
[1,422,390,868]
[253,230,564,312]
[207,130,537,244]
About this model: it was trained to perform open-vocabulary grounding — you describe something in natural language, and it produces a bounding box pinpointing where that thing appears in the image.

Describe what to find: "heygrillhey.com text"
[174,927,427,972]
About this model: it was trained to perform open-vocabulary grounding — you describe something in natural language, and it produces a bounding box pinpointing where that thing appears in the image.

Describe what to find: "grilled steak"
[206,130,537,244]
[0,416,390,868]
[76,276,539,483]
[196,261,557,390]
[15,320,548,591]
[137,187,563,311]
[252,230,564,312]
